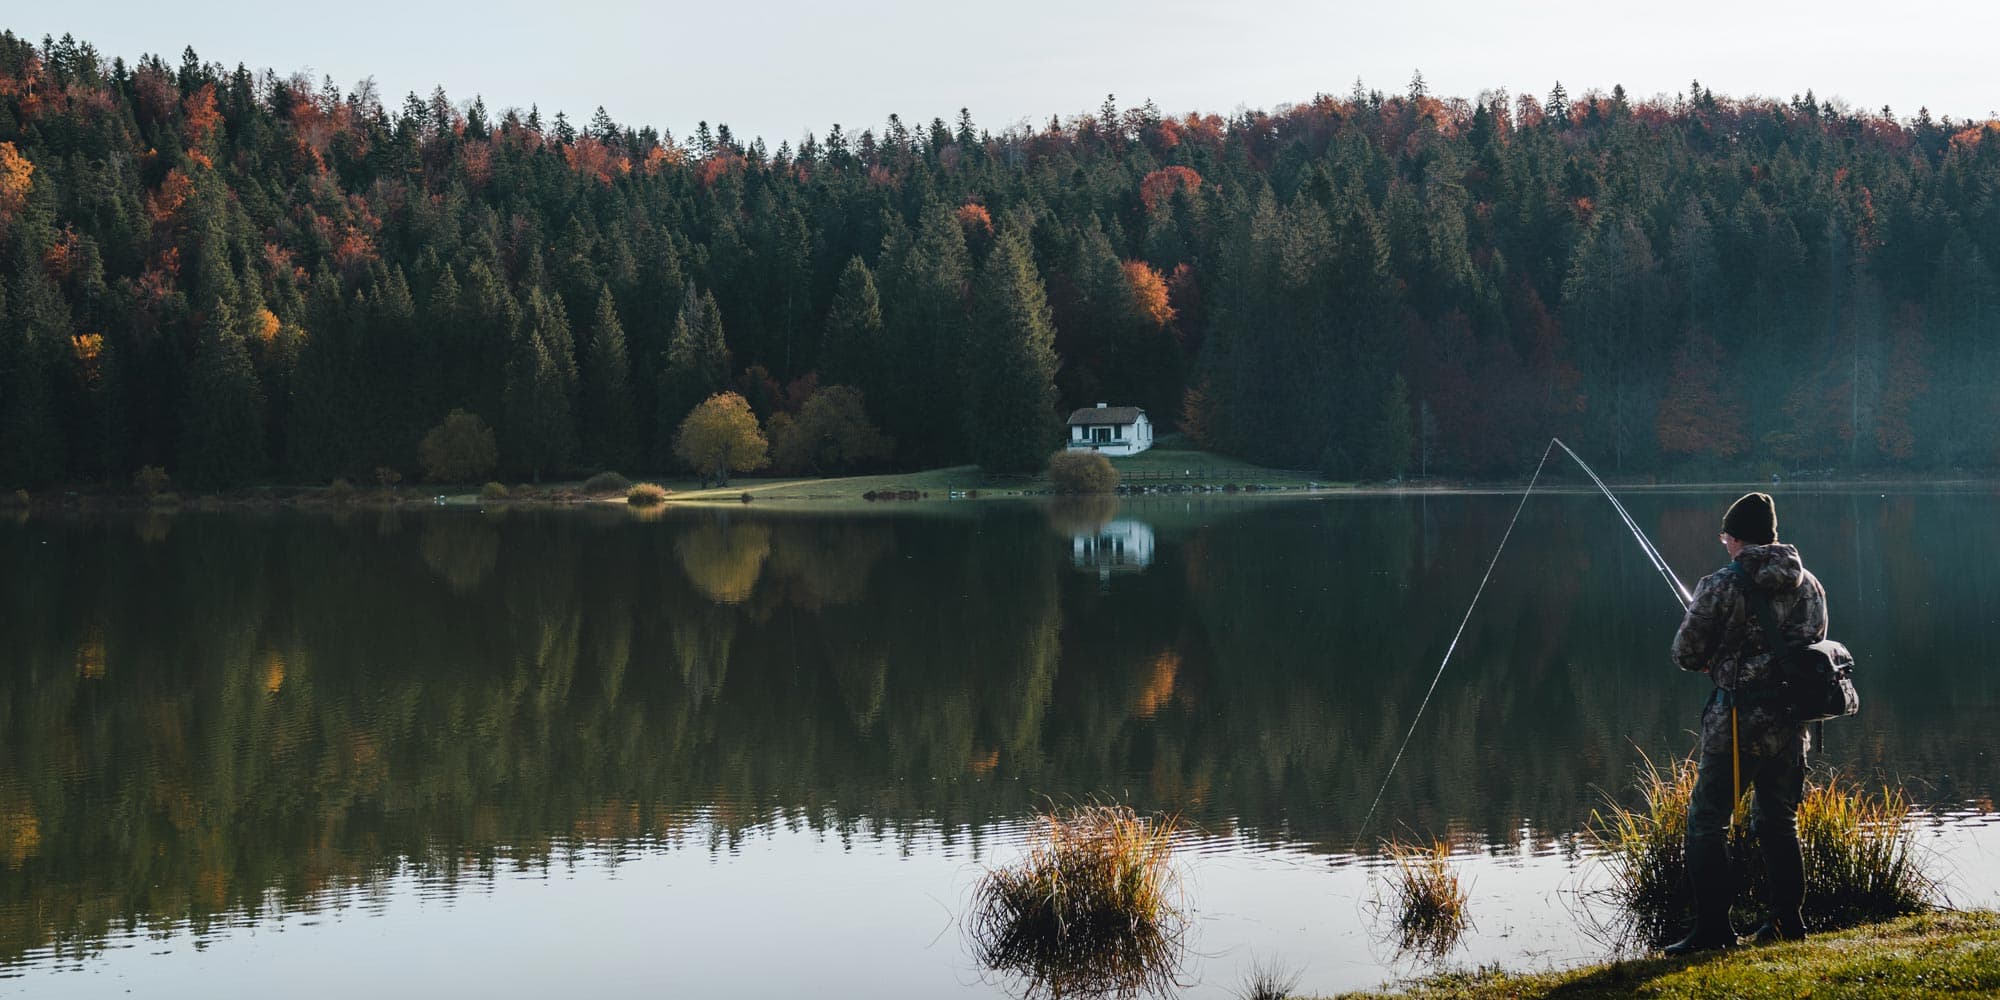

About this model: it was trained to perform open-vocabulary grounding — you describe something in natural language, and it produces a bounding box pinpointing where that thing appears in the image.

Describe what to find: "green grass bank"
[1328,910,2000,999]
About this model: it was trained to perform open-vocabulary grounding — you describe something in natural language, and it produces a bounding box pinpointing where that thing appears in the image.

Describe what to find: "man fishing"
[1664,491,1827,955]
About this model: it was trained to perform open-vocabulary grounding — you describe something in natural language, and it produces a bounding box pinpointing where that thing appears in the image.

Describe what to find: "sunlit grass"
[1384,838,1471,957]
[1589,753,1936,946]
[968,802,1188,999]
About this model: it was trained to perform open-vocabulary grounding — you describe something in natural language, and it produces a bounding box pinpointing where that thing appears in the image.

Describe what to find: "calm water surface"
[2,489,1997,997]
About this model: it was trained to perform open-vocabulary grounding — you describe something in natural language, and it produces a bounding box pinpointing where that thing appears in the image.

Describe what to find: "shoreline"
[7,466,1997,516]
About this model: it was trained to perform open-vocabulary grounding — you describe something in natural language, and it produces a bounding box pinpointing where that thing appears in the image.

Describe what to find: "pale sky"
[14,1,1999,146]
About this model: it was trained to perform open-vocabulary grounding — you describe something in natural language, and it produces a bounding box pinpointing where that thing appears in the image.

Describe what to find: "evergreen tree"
[504,320,575,483]
[654,288,730,465]
[0,269,67,485]
[179,298,265,489]
[580,285,638,471]
[965,228,1059,473]
[820,257,883,393]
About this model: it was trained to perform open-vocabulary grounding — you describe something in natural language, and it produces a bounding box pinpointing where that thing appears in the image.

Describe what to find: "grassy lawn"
[1328,910,2000,999]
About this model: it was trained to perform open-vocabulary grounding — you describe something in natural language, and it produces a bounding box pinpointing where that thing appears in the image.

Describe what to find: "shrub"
[1384,839,1470,957]
[329,478,356,503]
[583,471,631,495]
[1590,754,1936,947]
[1046,450,1119,494]
[480,481,509,502]
[133,465,172,497]
[419,410,498,484]
[627,482,668,507]
[968,803,1186,999]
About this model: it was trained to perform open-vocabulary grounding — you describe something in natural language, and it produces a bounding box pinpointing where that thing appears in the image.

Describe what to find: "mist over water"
[2,490,1995,996]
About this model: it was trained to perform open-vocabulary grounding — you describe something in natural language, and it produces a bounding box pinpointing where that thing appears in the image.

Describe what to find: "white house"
[1071,519,1156,577]
[1065,404,1152,456]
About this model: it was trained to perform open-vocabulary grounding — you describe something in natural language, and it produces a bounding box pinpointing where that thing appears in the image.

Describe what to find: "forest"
[2,30,1998,488]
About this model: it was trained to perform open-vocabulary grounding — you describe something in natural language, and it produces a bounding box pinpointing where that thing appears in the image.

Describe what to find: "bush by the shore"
[480,482,509,502]
[627,483,668,507]
[1047,450,1120,494]
[583,471,632,495]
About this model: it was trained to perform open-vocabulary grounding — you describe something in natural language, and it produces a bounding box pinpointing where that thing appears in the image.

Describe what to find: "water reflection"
[0,492,1995,979]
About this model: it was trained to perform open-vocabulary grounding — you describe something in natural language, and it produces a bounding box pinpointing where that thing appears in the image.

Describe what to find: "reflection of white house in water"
[1065,403,1152,456]
[1071,519,1156,577]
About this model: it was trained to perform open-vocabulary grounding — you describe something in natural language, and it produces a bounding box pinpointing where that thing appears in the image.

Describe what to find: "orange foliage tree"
[1139,166,1202,213]
[1655,331,1745,459]
[954,203,993,238]
[0,141,32,227]
[1121,261,1173,326]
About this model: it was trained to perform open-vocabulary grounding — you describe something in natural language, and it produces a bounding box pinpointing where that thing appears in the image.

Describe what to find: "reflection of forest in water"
[1,492,1995,964]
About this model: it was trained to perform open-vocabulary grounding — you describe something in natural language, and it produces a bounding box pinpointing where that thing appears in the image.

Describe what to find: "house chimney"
[1096,402,1107,408]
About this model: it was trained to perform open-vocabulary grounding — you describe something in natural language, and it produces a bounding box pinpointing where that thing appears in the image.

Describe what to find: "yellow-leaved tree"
[674,392,768,486]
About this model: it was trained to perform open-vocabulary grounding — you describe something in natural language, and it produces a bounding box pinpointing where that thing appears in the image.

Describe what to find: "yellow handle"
[1730,703,1742,811]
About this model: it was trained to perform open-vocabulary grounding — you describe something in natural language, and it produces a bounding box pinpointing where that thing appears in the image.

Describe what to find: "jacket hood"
[1735,543,1805,592]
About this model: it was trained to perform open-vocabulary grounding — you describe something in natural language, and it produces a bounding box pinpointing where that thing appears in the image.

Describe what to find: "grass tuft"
[626,482,668,507]
[1589,753,1937,947]
[1235,955,1304,1000]
[1385,838,1471,957]
[968,802,1188,999]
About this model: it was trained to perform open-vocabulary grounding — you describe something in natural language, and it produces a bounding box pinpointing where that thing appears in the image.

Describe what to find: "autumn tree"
[1654,331,1746,461]
[673,391,768,485]
[768,385,892,475]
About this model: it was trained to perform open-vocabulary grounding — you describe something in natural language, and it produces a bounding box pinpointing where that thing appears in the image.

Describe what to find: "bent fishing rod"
[1352,438,1691,845]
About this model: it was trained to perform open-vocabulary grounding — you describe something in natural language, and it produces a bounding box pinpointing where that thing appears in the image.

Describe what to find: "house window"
[1093,426,1112,444]
[1114,425,1124,439]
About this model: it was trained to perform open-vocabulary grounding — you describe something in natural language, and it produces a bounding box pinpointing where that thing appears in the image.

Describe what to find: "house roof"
[1066,406,1145,426]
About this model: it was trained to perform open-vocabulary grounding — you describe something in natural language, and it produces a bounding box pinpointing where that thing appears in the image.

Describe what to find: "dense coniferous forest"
[2,31,1998,488]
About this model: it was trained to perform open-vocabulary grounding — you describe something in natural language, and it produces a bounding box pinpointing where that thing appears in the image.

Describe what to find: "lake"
[2,488,1997,997]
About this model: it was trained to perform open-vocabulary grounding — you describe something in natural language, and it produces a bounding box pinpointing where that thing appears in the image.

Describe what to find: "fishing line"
[1352,438,1690,845]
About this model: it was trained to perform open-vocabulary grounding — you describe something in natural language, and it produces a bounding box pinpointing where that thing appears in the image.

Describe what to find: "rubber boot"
[1664,838,1738,956]
[1749,835,1807,944]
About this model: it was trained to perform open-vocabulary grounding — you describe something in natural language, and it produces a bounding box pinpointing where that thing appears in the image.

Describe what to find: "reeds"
[1384,838,1471,957]
[1590,753,1936,946]
[968,803,1187,1000]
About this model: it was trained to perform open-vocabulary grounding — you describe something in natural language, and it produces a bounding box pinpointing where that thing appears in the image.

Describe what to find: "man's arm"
[1671,572,1731,673]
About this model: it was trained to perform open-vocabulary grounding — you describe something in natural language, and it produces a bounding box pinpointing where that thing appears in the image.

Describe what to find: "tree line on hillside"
[3,32,1998,489]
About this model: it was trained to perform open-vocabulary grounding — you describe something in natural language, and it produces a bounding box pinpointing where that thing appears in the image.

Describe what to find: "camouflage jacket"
[1670,543,1829,757]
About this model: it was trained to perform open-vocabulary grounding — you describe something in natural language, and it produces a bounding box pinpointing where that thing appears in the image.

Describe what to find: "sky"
[13,1,1999,145]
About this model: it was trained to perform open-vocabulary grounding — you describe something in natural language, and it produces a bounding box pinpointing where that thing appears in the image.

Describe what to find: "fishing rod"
[1353,438,1691,844]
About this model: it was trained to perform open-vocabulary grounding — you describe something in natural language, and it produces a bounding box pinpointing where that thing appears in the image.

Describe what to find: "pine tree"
[504,320,575,483]
[820,257,883,392]
[580,285,638,471]
[965,228,1059,473]
[179,298,266,489]
[654,288,730,466]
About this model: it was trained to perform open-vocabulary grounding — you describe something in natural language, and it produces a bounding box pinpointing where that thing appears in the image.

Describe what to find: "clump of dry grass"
[626,482,668,507]
[968,803,1188,1000]
[1590,753,1937,947]
[1385,838,1471,957]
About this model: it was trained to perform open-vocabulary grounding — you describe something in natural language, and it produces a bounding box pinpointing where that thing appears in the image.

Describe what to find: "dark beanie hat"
[1722,492,1777,545]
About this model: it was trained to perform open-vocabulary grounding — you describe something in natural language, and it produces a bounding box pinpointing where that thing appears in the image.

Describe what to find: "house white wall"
[1066,412,1152,456]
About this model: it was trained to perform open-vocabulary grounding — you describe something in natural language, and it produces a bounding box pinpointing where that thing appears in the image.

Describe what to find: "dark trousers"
[1685,740,1807,928]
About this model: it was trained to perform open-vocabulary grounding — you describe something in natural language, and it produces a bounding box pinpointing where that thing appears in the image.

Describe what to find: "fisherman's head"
[1719,491,1777,557]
